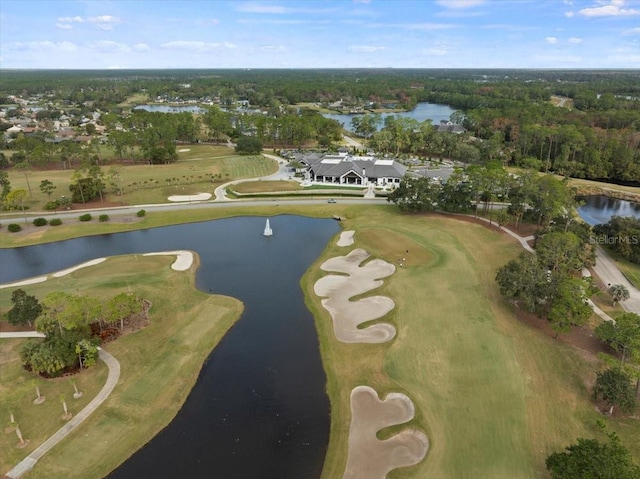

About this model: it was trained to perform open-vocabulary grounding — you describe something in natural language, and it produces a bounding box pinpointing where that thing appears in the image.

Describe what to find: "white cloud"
[353,0,371,3]
[56,23,73,30]
[436,0,485,8]
[89,40,131,53]
[624,27,640,34]
[568,37,583,43]
[565,10,575,17]
[546,36,558,43]
[578,0,640,17]
[58,16,83,23]
[348,45,385,52]
[133,43,150,52]
[160,41,236,52]
[88,15,121,30]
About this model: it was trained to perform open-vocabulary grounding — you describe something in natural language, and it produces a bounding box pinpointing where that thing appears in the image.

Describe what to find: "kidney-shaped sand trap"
[343,386,429,479]
[336,230,355,247]
[314,248,396,343]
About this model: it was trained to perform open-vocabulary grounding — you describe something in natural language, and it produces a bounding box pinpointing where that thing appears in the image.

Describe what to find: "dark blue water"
[577,195,640,225]
[0,215,340,479]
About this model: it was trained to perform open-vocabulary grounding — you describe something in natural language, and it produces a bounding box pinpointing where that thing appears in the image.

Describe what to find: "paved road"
[3,348,120,479]
[592,247,640,315]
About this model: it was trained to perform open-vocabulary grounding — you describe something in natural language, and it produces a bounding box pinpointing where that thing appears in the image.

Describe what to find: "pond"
[576,195,640,225]
[321,102,457,131]
[0,215,340,478]
[134,104,206,113]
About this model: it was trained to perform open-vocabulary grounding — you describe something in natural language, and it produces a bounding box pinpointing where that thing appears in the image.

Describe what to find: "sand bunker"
[0,276,48,290]
[52,258,107,277]
[343,386,429,479]
[314,248,396,343]
[143,250,194,271]
[337,230,355,247]
[167,193,211,202]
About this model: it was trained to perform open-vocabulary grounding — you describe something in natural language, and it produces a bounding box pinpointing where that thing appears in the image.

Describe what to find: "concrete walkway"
[2,346,120,479]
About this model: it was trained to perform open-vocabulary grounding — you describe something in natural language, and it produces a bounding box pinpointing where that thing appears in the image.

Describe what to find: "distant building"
[437,121,466,134]
[298,152,406,187]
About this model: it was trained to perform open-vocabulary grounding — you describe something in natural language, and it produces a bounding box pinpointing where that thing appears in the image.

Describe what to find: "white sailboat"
[263,218,273,236]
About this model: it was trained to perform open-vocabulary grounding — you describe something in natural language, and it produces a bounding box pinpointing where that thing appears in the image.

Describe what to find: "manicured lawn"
[1,147,277,212]
[301,207,640,478]
[615,257,640,290]
[230,180,302,194]
[0,254,243,479]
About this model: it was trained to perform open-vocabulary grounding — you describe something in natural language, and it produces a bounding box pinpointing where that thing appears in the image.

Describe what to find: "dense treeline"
[594,217,640,264]
[1,69,639,184]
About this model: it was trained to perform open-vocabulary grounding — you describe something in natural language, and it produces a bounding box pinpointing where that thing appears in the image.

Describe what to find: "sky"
[0,0,639,69]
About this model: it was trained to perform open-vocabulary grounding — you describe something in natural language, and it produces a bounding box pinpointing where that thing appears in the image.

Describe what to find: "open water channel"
[0,215,340,478]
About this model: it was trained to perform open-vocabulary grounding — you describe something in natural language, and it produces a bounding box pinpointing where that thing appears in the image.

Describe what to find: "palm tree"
[60,394,72,420]
[33,383,45,404]
[608,284,630,305]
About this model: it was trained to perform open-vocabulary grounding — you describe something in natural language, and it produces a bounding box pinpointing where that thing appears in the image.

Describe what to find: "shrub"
[33,217,48,227]
[99,214,109,222]
[44,200,60,210]
[50,218,62,226]
[79,213,93,222]
[136,209,146,217]
[8,223,22,233]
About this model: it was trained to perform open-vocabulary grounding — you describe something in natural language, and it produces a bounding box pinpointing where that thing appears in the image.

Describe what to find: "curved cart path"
[2,345,120,479]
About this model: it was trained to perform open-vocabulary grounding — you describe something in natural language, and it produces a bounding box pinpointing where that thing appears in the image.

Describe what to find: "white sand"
[178,148,191,152]
[337,230,355,247]
[314,248,396,343]
[0,276,48,290]
[343,386,429,479]
[143,250,194,271]
[167,193,212,202]
[52,258,107,277]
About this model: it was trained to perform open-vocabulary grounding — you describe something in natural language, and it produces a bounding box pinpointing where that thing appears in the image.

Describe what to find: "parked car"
[327,198,336,203]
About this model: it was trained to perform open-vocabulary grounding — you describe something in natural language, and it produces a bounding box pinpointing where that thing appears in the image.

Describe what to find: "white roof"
[321,158,342,164]
[374,159,394,166]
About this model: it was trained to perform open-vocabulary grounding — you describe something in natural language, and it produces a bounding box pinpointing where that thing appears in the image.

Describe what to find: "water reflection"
[577,195,640,225]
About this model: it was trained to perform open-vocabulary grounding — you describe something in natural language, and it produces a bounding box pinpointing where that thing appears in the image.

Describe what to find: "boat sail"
[263,219,273,236]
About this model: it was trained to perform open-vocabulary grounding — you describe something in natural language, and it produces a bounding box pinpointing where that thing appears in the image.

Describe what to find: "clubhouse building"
[291,151,407,187]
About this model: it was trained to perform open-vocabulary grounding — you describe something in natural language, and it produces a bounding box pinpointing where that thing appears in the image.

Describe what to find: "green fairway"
[302,207,640,479]
[0,254,243,478]
[0,146,277,212]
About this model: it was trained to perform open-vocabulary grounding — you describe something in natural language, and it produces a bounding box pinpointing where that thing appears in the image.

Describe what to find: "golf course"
[1,203,639,478]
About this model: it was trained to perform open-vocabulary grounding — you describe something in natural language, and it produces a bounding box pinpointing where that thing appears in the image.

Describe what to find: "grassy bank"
[0,254,243,478]
[301,207,639,478]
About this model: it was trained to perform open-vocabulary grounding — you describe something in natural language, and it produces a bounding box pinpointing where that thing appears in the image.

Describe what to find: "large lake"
[134,102,457,132]
[577,195,640,225]
[322,102,457,130]
[0,216,340,478]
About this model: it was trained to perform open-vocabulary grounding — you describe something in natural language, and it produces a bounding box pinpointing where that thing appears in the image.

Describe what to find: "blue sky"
[1,0,639,69]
